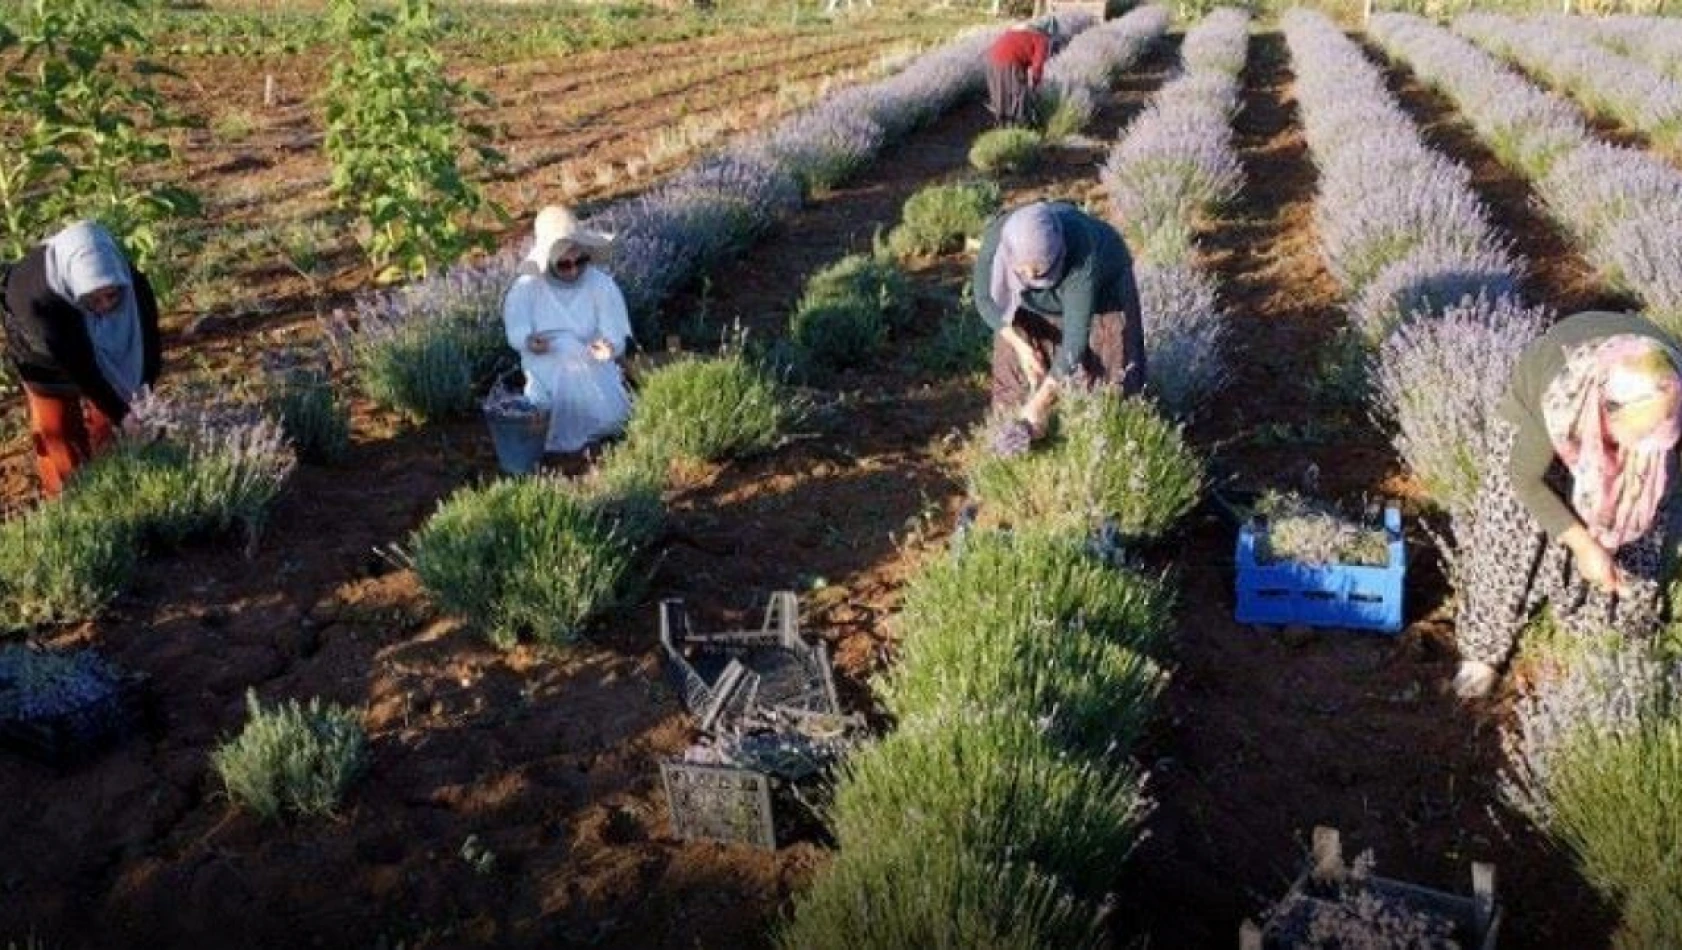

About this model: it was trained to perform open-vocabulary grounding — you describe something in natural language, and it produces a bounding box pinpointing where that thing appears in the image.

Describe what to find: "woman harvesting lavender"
[972,200,1146,452]
[1454,312,1682,699]
[0,221,161,498]
[501,205,632,454]
[984,19,1057,127]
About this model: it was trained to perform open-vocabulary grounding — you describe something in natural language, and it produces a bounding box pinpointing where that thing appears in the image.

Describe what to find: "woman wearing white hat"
[501,205,633,453]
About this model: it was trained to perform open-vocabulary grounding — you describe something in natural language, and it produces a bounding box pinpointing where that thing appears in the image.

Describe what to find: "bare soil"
[0,23,1627,950]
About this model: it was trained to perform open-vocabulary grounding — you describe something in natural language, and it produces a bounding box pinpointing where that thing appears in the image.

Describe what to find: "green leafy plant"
[827,712,1150,899]
[886,180,1000,259]
[790,298,888,370]
[1545,719,1682,926]
[212,689,368,821]
[625,350,796,463]
[266,365,351,465]
[321,0,504,282]
[0,501,137,632]
[778,833,1107,950]
[351,319,489,424]
[0,0,199,273]
[407,474,660,649]
[802,253,915,331]
[968,127,1044,176]
[968,390,1204,541]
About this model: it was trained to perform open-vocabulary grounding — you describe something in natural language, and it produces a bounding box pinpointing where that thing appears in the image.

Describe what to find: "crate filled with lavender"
[0,645,147,767]
[1235,491,1405,633]
[1243,826,1499,950]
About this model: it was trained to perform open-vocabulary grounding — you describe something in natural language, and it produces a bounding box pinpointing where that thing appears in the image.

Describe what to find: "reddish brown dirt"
[0,52,1000,950]
[0,22,1631,950]
[1109,32,1614,948]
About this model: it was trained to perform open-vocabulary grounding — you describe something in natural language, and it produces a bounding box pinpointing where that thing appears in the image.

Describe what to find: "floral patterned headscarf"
[1542,334,1682,550]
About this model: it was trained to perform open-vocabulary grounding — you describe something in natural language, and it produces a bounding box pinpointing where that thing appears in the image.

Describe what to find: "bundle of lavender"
[1252,490,1389,568]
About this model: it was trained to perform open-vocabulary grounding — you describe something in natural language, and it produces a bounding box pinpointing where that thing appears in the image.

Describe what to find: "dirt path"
[1108,31,1614,949]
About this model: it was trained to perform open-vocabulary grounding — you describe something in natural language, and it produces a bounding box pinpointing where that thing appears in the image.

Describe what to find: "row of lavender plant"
[1099,6,1248,419]
[1577,14,1682,82]
[1037,4,1173,138]
[1374,14,1682,336]
[1455,13,1682,157]
[780,383,1202,947]
[326,22,1038,388]
[1282,9,1536,522]
[1372,16,1682,946]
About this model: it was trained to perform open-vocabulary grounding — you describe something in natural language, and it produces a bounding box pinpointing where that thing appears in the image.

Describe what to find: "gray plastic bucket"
[484,407,548,475]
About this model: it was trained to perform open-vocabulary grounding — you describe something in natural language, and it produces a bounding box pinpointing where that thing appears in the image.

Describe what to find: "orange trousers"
[23,385,114,498]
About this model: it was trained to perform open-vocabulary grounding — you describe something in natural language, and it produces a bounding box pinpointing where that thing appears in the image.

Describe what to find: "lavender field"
[3,3,1682,948]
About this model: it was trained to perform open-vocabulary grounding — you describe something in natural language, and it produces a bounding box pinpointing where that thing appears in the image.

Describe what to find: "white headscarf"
[43,221,144,399]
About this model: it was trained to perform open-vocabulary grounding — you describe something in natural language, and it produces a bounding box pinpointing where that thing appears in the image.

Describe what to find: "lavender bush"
[1370,14,1589,179]
[212,689,368,821]
[826,711,1151,900]
[1585,15,1682,83]
[1286,9,1519,348]
[1100,8,1247,419]
[967,389,1203,541]
[1138,261,1229,418]
[0,502,137,631]
[407,472,660,649]
[1035,5,1170,140]
[1370,295,1546,518]
[1374,15,1682,335]
[1457,14,1682,155]
[778,836,1108,950]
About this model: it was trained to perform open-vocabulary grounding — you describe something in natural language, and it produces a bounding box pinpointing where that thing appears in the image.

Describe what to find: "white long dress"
[501,266,633,452]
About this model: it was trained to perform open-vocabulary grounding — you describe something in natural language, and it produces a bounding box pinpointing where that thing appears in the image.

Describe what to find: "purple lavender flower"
[1138,263,1228,418]
[1369,294,1546,515]
[989,419,1035,458]
[1455,13,1682,152]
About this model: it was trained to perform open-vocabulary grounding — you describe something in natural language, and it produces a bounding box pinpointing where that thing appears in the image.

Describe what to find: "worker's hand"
[1563,527,1629,595]
[526,333,551,355]
[1018,375,1059,437]
[588,338,614,361]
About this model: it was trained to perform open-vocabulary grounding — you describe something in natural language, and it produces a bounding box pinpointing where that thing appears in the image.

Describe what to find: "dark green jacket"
[972,203,1142,378]
[1497,311,1677,540]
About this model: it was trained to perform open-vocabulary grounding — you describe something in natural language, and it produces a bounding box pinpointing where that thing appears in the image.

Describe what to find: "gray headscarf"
[989,202,1066,322]
[43,221,144,399]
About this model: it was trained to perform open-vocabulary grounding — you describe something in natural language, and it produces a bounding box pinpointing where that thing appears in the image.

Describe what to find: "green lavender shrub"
[407,474,659,649]
[790,298,888,370]
[777,834,1107,950]
[624,351,796,463]
[886,180,1001,259]
[267,366,351,465]
[0,502,137,631]
[827,711,1151,899]
[969,127,1044,175]
[802,253,916,331]
[968,390,1203,540]
[212,689,368,820]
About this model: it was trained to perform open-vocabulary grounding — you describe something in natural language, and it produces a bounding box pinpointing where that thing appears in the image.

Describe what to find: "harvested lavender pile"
[1253,491,1389,567]
[1264,851,1462,950]
[0,645,127,733]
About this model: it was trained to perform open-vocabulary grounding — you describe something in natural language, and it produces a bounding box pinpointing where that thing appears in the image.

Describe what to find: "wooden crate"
[1242,827,1500,950]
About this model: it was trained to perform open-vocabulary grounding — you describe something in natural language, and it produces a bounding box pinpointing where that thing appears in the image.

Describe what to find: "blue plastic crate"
[1234,505,1405,634]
